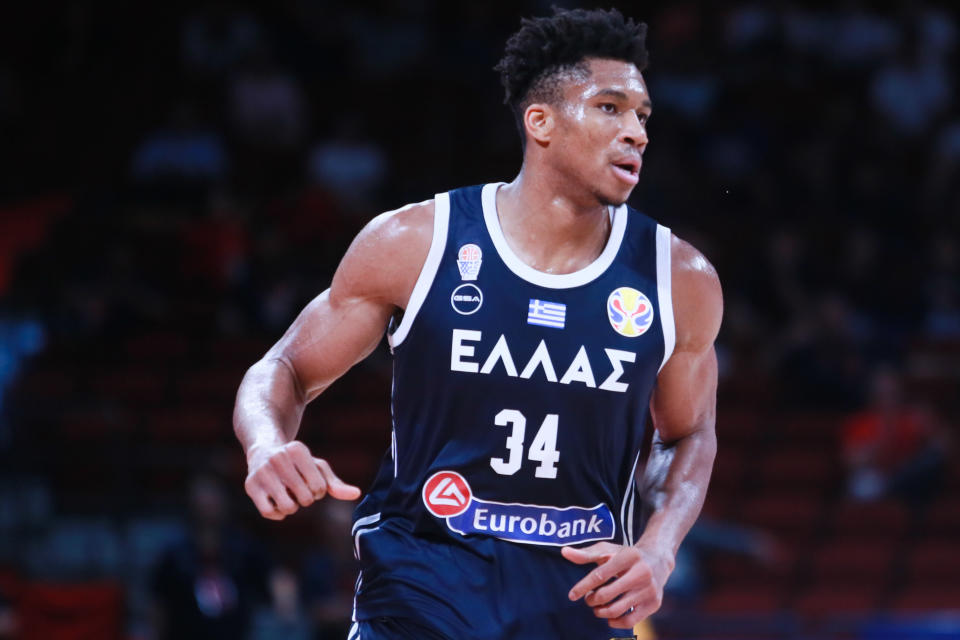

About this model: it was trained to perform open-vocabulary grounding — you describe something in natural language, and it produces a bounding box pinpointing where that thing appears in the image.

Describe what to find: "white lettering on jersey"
[451,330,636,392]
[559,346,596,387]
[471,507,605,538]
[598,348,637,393]
[519,340,557,382]
[451,329,482,372]
[480,334,518,377]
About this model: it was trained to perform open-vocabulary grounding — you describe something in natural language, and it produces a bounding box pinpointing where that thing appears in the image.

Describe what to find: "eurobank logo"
[422,470,615,547]
[422,471,472,517]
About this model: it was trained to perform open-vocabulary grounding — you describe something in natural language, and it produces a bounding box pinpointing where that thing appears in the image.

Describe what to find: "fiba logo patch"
[607,287,654,337]
[451,284,483,315]
[422,471,472,517]
[456,243,483,280]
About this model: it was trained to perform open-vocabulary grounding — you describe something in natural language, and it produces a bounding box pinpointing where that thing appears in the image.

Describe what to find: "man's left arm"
[563,234,723,629]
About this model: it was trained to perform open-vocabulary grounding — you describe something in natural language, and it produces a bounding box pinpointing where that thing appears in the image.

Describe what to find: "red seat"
[18,581,123,640]
[209,337,271,364]
[90,368,167,404]
[706,550,796,589]
[0,195,70,294]
[811,537,897,582]
[831,500,909,539]
[61,407,135,438]
[124,332,189,362]
[890,586,960,612]
[710,450,746,494]
[925,499,960,535]
[758,448,837,491]
[777,411,845,444]
[739,493,824,544]
[700,492,732,519]
[715,408,762,444]
[793,583,881,615]
[906,539,960,584]
[148,408,225,443]
[0,567,22,601]
[702,584,785,613]
[176,368,243,402]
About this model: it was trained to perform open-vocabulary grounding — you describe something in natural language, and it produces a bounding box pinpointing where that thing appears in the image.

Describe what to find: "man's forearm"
[636,427,717,561]
[233,356,308,458]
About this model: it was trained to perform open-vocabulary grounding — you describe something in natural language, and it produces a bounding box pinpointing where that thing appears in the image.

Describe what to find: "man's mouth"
[610,157,640,185]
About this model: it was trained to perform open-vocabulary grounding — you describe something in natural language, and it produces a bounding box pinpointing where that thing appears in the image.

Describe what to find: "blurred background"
[0,1,958,639]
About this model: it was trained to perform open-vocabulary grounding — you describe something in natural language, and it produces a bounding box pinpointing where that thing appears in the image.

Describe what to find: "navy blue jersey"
[350,183,675,640]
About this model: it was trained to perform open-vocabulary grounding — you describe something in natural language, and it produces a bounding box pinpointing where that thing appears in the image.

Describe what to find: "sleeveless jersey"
[350,183,675,640]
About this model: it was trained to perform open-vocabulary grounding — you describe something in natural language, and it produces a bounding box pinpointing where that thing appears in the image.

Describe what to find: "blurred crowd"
[0,2,958,639]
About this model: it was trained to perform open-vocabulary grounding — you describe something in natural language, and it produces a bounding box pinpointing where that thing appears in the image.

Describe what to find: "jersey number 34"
[490,409,560,479]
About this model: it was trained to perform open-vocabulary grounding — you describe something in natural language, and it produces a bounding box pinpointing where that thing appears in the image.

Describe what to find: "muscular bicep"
[651,342,718,443]
[650,235,723,443]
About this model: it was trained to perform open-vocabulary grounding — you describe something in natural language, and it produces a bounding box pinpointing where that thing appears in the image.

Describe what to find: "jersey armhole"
[387,192,450,350]
[656,224,676,373]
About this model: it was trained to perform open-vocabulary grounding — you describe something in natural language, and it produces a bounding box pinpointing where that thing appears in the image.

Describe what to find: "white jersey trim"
[656,224,675,373]
[481,182,628,289]
[352,512,382,559]
[388,193,450,349]
[619,449,642,546]
[351,512,382,536]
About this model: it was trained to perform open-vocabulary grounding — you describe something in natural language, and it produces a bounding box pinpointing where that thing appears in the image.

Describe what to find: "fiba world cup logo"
[607,287,654,337]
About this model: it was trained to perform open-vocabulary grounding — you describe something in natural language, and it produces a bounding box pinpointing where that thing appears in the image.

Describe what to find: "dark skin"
[233,57,721,629]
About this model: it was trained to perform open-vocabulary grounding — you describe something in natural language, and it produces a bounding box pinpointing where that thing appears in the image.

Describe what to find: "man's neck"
[496,168,613,275]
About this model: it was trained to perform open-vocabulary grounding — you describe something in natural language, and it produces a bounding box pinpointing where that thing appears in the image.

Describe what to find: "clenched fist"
[244,440,361,520]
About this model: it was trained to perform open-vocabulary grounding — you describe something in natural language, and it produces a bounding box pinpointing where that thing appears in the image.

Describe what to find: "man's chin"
[597,188,633,208]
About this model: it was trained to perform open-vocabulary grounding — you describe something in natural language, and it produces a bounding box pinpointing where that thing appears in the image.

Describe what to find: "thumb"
[314,457,362,500]
[561,542,616,565]
[327,476,362,501]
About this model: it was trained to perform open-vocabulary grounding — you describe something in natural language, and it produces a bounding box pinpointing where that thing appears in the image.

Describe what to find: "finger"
[605,586,662,628]
[261,474,299,516]
[583,549,648,606]
[593,590,642,620]
[607,611,641,630]
[289,446,327,497]
[314,458,362,500]
[247,484,284,521]
[270,454,315,507]
[566,545,628,601]
[561,542,617,566]
[607,599,657,629]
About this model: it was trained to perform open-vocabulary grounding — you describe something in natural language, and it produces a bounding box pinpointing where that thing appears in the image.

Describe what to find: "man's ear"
[523,103,557,145]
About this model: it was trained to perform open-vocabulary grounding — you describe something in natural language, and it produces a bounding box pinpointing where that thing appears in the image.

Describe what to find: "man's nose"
[620,111,648,149]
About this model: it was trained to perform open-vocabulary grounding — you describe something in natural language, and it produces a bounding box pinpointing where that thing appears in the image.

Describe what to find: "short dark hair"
[495,7,649,144]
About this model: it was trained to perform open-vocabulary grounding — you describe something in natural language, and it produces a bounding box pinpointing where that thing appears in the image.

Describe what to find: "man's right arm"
[233,199,435,520]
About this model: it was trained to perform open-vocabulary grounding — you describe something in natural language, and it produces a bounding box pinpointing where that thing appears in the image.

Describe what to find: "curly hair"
[495,7,649,145]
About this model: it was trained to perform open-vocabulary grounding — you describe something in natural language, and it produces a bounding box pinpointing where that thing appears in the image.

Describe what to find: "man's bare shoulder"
[332,199,436,310]
[670,233,723,352]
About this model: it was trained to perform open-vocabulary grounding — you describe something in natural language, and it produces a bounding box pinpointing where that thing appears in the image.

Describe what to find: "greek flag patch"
[528,299,566,329]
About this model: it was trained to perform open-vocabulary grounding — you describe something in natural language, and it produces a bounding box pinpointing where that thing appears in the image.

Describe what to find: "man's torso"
[351,183,674,640]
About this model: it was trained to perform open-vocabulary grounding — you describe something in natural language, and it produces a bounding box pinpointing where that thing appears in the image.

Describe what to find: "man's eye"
[600,103,616,114]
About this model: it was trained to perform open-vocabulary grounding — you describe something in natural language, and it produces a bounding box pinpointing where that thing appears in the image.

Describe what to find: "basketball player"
[233,8,721,639]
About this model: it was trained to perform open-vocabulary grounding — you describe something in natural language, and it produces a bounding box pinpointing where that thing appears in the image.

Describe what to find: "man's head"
[495,8,651,206]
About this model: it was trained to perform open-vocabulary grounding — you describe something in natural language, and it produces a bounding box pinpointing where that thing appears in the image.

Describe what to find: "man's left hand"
[562,542,674,629]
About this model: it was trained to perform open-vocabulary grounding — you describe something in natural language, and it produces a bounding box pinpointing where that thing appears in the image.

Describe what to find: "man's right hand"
[244,441,362,520]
